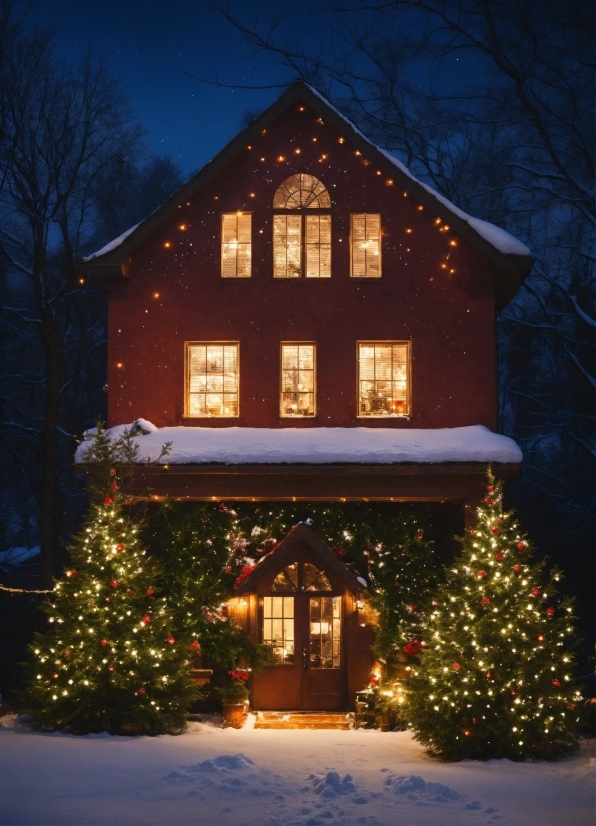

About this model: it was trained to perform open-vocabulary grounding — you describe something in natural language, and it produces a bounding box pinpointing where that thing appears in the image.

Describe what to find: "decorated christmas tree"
[407,470,582,760]
[23,426,198,734]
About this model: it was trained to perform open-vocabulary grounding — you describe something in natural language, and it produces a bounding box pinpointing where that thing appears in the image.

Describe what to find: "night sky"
[28,0,473,177]
[28,0,327,175]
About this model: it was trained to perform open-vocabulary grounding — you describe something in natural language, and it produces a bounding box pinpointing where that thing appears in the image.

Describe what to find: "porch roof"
[75,422,522,466]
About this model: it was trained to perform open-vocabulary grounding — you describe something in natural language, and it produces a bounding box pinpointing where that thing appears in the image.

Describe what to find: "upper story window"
[186,342,239,417]
[357,341,410,417]
[280,343,316,417]
[221,213,251,277]
[273,174,331,278]
[351,214,381,277]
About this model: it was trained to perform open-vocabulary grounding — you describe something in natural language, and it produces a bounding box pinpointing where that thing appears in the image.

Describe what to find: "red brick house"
[76,82,531,711]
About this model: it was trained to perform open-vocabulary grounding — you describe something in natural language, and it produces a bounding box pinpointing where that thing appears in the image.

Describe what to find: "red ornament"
[531,588,540,597]
[537,634,546,643]
[469,530,477,536]
[513,563,522,572]
[100,639,108,647]
[105,596,112,602]
[452,662,461,672]
[486,671,493,680]
[206,613,213,621]
[552,679,561,688]
[50,672,59,679]
[477,570,487,578]
[546,607,555,616]
[486,485,494,493]
[142,615,151,625]
[146,588,154,597]
[472,718,478,725]
[110,481,118,492]
[414,528,424,540]
[64,649,71,656]
[491,526,499,535]
[126,589,133,597]
[517,541,526,551]
[103,496,114,506]
[224,566,232,574]
[166,635,176,645]
[189,641,201,652]
[108,665,115,672]
[116,544,124,553]
[403,638,422,657]
[481,596,491,605]
[484,497,492,505]
[495,552,503,561]
[138,687,146,694]
[110,468,116,475]
[109,579,118,588]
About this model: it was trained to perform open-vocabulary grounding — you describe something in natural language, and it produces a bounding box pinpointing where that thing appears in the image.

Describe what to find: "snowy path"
[0,716,593,826]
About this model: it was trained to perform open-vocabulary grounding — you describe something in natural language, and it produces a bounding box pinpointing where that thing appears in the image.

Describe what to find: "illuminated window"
[310,596,341,668]
[263,596,294,665]
[273,174,331,278]
[350,214,381,277]
[280,343,316,417]
[221,213,251,277]
[357,341,410,417]
[271,564,299,591]
[186,343,239,417]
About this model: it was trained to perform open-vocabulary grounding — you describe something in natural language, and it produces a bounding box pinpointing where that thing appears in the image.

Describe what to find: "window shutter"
[351,214,381,277]
[221,213,251,277]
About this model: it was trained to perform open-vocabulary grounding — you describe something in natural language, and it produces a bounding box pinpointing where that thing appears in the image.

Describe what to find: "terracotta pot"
[222,703,246,729]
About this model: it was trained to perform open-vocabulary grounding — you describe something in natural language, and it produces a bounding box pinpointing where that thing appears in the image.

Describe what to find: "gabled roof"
[234,523,366,595]
[78,81,533,309]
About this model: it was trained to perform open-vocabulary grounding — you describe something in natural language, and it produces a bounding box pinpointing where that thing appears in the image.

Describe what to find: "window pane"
[280,344,316,417]
[273,215,301,278]
[262,596,295,665]
[273,174,331,209]
[221,213,251,278]
[187,343,238,417]
[304,563,332,591]
[358,342,409,416]
[351,214,381,277]
[305,215,331,278]
[310,596,340,669]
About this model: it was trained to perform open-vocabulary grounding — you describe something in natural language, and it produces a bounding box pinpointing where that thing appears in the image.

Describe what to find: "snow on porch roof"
[75,422,522,465]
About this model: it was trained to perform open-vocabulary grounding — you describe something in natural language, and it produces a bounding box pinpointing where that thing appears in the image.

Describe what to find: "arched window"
[273,174,331,278]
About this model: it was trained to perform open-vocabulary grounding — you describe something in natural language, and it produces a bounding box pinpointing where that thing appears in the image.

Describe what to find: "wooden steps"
[254,711,354,730]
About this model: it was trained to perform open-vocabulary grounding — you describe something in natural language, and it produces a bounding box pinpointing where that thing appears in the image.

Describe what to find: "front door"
[256,562,346,710]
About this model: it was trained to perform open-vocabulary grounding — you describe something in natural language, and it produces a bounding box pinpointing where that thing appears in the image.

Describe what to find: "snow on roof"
[75,422,522,465]
[83,223,140,261]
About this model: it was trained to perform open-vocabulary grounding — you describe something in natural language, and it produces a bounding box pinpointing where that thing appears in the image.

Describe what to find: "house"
[75,81,531,711]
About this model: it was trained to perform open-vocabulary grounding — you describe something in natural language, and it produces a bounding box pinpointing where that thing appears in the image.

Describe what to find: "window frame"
[279,341,317,418]
[356,339,411,419]
[221,212,252,278]
[184,340,240,419]
[273,209,332,278]
[350,213,382,278]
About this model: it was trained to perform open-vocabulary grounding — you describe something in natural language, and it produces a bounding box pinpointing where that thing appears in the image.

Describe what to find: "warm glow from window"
[186,343,239,417]
[263,596,294,665]
[281,343,316,417]
[357,342,410,417]
[350,214,381,277]
[273,174,331,278]
[221,213,251,278]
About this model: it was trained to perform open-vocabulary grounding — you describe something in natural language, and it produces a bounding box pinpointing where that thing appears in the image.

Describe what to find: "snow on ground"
[75,423,523,465]
[0,715,593,826]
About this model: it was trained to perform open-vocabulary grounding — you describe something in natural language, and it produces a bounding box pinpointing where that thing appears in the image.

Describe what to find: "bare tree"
[207,0,595,554]
[0,2,145,586]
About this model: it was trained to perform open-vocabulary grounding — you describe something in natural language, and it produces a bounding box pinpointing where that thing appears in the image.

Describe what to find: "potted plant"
[220,670,250,728]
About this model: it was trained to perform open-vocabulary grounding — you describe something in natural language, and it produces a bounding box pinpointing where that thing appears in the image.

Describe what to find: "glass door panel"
[309,596,341,669]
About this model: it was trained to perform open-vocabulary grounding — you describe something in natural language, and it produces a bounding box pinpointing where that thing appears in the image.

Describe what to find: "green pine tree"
[23,426,198,734]
[407,470,582,760]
